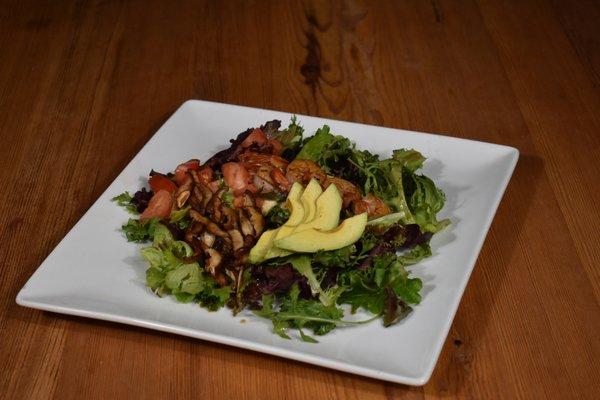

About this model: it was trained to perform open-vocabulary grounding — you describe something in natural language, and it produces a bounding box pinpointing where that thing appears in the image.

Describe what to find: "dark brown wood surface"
[1,0,599,398]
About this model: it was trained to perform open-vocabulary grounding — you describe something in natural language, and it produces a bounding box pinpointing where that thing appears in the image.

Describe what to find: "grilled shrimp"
[325,177,362,208]
[238,152,290,193]
[238,151,288,171]
[285,159,328,185]
[353,193,392,219]
[222,162,255,195]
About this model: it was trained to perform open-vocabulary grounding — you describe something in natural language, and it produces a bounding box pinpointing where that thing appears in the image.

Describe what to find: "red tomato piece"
[140,190,173,220]
[149,173,177,194]
[173,159,200,185]
[241,128,267,148]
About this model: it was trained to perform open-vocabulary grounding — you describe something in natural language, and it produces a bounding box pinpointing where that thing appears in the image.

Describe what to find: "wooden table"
[1,1,599,398]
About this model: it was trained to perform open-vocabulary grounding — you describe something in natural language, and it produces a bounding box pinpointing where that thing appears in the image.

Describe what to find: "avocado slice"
[263,246,292,260]
[272,182,304,241]
[249,229,278,263]
[299,179,322,224]
[274,212,368,253]
[293,183,342,233]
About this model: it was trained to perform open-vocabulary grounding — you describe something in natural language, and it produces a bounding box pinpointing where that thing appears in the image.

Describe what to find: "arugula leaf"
[254,284,378,342]
[112,192,139,215]
[288,256,346,307]
[373,253,422,304]
[298,329,319,343]
[393,276,423,305]
[121,218,159,242]
[278,284,344,337]
[254,294,276,319]
[112,191,133,205]
[254,294,293,340]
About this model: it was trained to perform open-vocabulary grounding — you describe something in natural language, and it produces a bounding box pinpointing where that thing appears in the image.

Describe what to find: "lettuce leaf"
[398,243,432,265]
[295,125,335,161]
[169,206,191,230]
[140,222,231,310]
[295,125,448,234]
[406,174,450,233]
[121,218,159,242]
[338,251,422,326]
[376,150,449,233]
[112,191,139,215]
[288,256,345,307]
[275,116,305,160]
[390,149,425,173]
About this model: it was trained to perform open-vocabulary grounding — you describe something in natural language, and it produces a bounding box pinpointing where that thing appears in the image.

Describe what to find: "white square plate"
[17,100,518,385]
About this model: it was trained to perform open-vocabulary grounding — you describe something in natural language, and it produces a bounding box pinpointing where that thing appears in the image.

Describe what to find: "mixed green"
[113,117,449,342]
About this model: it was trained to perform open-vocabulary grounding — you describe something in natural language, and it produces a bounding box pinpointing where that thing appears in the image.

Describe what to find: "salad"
[113,117,449,342]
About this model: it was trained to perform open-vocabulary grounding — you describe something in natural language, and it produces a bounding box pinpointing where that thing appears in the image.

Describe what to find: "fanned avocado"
[293,183,342,232]
[250,181,363,261]
[274,213,368,253]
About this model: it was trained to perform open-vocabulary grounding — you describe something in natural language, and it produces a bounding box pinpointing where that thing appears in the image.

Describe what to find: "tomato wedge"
[271,168,291,192]
[173,159,201,185]
[149,173,177,194]
[140,190,173,220]
[175,159,200,173]
[241,128,267,148]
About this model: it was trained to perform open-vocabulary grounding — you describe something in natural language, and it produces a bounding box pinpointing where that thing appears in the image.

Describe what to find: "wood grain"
[1,0,599,398]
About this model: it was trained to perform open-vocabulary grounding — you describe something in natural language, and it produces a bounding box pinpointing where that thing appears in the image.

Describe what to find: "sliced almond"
[244,206,264,237]
[176,191,190,208]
